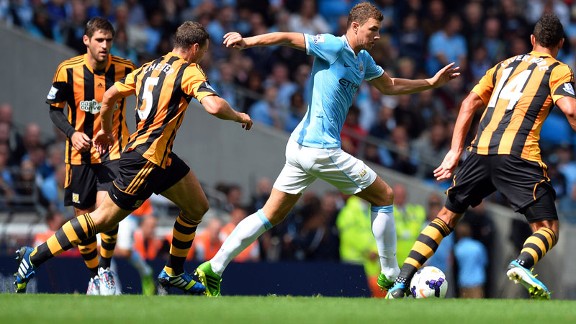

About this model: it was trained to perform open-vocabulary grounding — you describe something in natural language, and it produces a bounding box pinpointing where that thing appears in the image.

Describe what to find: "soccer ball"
[409,266,448,298]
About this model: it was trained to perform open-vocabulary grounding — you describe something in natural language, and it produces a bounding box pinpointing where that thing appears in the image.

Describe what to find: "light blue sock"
[210,209,272,276]
[371,205,400,278]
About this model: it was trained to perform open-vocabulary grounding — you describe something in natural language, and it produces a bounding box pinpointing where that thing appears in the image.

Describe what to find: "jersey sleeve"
[362,52,384,81]
[114,67,139,95]
[181,64,219,102]
[550,64,576,103]
[304,33,343,64]
[45,63,71,108]
[471,64,497,105]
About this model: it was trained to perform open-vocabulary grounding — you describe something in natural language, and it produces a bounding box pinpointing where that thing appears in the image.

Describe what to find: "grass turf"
[1,294,575,323]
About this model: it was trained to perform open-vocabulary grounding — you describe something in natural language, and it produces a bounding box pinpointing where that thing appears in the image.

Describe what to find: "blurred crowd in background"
[2,0,576,297]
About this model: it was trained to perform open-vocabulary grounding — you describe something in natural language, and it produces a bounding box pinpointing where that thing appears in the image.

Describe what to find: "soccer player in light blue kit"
[196,2,460,296]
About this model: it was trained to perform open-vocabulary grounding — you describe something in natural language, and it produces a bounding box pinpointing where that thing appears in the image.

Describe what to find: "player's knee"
[373,183,394,206]
[383,183,394,201]
[95,219,115,233]
[90,211,118,233]
[88,212,105,232]
[194,197,210,216]
[362,180,393,206]
[180,197,209,222]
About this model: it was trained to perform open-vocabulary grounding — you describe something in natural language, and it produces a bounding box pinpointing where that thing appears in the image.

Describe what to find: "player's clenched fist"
[71,132,92,153]
[235,112,252,130]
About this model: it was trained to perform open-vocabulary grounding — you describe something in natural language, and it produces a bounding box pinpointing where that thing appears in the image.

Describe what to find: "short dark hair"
[533,13,564,48]
[347,2,383,28]
[84,17,115,38]
[174,21,210,49]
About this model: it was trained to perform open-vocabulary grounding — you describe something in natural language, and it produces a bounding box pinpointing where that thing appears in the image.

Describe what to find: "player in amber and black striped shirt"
[15,21,252,295]
[44,17,134,295]
[387,13,576,300]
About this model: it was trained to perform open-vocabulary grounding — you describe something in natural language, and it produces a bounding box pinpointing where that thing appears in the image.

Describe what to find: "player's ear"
[350,22,359,33]
[191,43,199,58]
[83,35,90,47]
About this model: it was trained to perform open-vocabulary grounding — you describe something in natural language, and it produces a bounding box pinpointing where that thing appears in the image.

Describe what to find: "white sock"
[210,209,272,276]
[371,205,400,279]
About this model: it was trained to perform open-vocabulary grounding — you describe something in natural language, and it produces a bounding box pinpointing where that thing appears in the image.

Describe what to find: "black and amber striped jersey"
[115,52,218,168]
[469,51,576,164]
[46,54,134,165]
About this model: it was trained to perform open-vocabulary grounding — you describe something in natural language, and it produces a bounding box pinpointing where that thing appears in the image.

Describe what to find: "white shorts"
[273,140,377,195]
[116,215,139,250]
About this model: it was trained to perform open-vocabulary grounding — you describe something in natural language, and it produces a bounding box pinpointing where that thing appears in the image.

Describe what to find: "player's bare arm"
[200,95,253,130]
[555,96,576,131]
[94,85,125,153]
[370,63,460,95]
[223,32,306,51]
[433,92,485,181]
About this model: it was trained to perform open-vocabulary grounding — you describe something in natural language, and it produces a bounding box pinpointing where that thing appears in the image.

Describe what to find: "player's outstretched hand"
[237,112,253,130]
[430,63,461,88]
[93,129,114,154]
[223,32,247,50]
[433,150,461,181]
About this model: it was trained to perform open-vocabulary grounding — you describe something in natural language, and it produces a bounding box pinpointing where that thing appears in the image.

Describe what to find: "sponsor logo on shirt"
[79,100,118,114]
[339,78,360,94]
[80,99,102,114]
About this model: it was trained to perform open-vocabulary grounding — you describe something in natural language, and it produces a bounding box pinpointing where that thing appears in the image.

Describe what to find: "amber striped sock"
[165,212,199,275]
[516,227,558,269]
[78,235,99,276]
[31,213,96,267]
[397,218,453,283]
[99,224,118,268]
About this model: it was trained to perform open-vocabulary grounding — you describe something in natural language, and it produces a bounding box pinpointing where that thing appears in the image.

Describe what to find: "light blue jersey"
[290,33,384,148]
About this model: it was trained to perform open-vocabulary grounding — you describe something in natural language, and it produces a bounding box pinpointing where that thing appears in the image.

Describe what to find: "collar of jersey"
[83,53,111,75]
[342,35,358,58]
[168,51,185,60]
[529,50,551,58]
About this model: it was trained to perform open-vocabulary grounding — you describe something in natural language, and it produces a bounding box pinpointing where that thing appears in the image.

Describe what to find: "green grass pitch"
[1,294,575,323]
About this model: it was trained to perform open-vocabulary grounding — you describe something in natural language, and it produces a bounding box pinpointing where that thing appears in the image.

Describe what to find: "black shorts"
[65,160,119,209]
[445,153,556,213]
[109,150,190,211]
